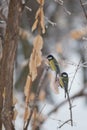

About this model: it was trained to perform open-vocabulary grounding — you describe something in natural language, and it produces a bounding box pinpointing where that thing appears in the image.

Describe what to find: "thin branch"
[39,103,46,116]
[45,16,57,26]
[58,119,71,128]
[46,86,87,120]
[69,59,81,92]
[54,0,71,15]
[67,91,73,126]
[25,6,32,12]
[79,0,87,20]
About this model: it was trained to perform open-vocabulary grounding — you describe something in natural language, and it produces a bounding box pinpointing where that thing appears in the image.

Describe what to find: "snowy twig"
[54,0,71,15]
[69,59,81,92]
[66,91,73,126]
[45,16,57,26]
[79,0,87,20]
[58,119,71,128]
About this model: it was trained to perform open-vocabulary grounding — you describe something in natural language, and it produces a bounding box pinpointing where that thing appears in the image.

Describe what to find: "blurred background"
[0,0,87,130]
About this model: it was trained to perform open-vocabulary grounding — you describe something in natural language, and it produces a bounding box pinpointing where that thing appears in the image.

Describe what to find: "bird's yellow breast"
[49,60,56,71]
[59,77,64,88]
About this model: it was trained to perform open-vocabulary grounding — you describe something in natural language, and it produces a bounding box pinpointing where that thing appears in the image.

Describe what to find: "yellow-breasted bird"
[59,72,69,98]
[47,55,60,79]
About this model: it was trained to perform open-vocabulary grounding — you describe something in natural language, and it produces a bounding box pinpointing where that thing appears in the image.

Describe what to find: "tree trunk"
[0,0,22,130]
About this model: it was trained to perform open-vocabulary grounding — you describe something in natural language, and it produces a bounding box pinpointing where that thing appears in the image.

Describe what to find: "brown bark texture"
[0,0,22,130]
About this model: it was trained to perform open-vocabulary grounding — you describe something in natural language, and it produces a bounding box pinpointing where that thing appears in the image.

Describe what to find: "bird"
[59,72,69,98]
[47,54,60,80]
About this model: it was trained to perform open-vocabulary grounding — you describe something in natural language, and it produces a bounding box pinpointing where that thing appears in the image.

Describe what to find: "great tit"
[59,72,68,98]
[47,55,60,79]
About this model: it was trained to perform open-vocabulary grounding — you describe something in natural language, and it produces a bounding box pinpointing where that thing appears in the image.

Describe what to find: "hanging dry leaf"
[29,51,37,81]
[32,5,45,33]
[36,51,42,67]
[13,109,18,121]
[24,75,32,97]
[33,35,43,50]
[35,8,41,19]
[29,35,43,81]
[32,19,38,32]
[37,0,44,5]
[24,107,30,122]
[32,8,40,32]
[40,8,45,34]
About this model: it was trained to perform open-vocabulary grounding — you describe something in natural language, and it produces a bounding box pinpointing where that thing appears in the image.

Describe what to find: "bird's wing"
[59,77,64,88]
[54,59,60,74]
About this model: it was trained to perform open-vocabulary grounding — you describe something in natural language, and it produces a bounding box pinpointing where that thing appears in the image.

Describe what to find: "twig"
[58,119,71,128]
[45,16,56,26]
[48,117,71,126]
[24,67,49,130]
[79,0,87,20]
[54,0,71,15]
[69,59,81,92]
[39,103,46,116]
[46,86,87,119]
[66,91,73,126]
[25,6,32,12]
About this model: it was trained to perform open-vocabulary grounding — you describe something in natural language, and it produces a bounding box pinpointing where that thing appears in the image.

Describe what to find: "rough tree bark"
[0,0,22,130]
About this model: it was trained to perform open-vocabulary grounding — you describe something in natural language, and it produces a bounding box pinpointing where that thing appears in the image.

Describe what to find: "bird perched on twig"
[59,72,69,98]
[47,54,60,80]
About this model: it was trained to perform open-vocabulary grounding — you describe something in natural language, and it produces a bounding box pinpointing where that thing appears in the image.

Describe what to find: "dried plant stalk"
[24,75,32,105]
[24,107,30,122]
[24,1,45,129]
[32,0,45,34]
[32,107,37,130]
[29,35,43,81]
[37,0,44,5]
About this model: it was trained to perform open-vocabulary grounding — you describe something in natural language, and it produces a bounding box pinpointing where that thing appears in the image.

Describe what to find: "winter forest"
[0,0,87,130]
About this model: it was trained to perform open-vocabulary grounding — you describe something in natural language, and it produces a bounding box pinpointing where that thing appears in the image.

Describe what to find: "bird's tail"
[65,91,67,98]
[64,86,67,98]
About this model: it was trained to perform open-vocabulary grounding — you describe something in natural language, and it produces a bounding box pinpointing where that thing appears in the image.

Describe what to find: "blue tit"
[47,55,60,79]
[59,72,68,98]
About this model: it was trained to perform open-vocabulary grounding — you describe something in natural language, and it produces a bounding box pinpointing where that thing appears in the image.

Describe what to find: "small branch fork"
[58,119,71,128]
[42,86,87,128]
